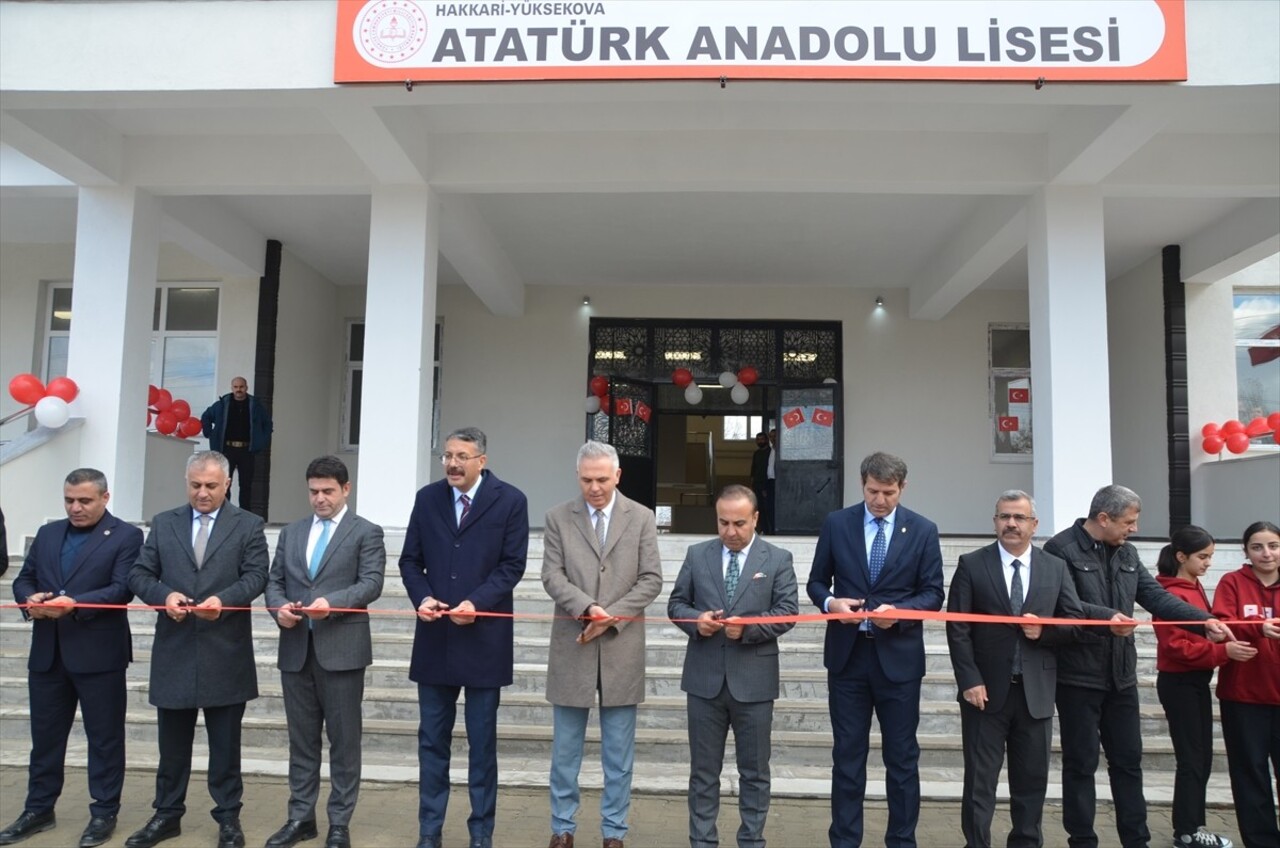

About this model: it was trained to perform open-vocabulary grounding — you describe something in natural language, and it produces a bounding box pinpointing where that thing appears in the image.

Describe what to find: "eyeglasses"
[995,513,1035,524]
[439,453,484,464]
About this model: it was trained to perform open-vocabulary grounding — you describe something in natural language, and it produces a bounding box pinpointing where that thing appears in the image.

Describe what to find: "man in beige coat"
[541,441,663,848]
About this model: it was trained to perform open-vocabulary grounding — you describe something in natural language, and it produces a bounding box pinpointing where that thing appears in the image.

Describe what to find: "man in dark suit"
[946,490,1087,848]
[264,456,386,848]
[126,451,269,848]
[668,485,798,848]
[806,451,944,848]
[399,427,529,848]
[1,469,141,848]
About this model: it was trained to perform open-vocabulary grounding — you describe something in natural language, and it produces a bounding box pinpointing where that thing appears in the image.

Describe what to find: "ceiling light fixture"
[582,296,591,306]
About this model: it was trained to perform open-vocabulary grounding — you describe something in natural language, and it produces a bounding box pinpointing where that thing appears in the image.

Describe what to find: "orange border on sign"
[334,0,1186,85]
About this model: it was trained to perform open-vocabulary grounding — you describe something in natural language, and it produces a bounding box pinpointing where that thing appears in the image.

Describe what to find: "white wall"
[429,283,1032,534]
[268,248,341,523]
[1194,453,1280,539]
[0,243,72,423]
[1107,254,1171,536]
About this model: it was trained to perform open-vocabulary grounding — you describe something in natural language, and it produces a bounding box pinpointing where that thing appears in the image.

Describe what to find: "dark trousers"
[1056,683,1149,848]
[687,685,774,848]
[223,444,256,510]
[1157,670,1215,836]
[26,658,126,818]
[827,634,922,848]
[1220,699,1280,848]
[280,640,366,826]
[960,680,1051,848]
[153,703,246,823]
[416,684,499,841]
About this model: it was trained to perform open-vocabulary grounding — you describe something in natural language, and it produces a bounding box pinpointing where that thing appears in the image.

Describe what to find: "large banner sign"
[334,0,1185,84]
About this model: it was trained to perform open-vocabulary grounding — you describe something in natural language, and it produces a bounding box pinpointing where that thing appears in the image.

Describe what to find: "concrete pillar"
[357,186,438,528]
[66,186,160,521]
[1027,186,1112,534]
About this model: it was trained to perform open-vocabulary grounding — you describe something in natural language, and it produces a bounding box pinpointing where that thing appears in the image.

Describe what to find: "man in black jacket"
[1045,485,1234,848]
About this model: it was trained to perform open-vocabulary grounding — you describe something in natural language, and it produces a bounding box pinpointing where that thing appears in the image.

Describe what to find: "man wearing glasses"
[399,428,529,848]
[945,491,1086,848]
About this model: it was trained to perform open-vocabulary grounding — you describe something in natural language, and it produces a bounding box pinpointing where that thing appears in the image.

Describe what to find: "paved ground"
[0,765,1243,847]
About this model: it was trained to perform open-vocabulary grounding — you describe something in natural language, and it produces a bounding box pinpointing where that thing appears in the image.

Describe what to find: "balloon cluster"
[7,373,79,428]
[673,366,758,405]
[1200,413,1280,455]
[149,384,203,439]
[583,377,651,422]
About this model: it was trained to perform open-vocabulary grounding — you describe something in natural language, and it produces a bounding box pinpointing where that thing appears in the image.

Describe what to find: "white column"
[1027,186,1112,534]
[65,186,160,521]
[357,186,438,528]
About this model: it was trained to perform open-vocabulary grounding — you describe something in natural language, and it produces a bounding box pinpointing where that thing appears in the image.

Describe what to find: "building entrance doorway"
[587,319,843,535]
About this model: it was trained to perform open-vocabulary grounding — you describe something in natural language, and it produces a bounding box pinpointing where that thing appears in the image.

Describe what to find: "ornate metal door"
[588,377,657,509]
[773,384,843,534]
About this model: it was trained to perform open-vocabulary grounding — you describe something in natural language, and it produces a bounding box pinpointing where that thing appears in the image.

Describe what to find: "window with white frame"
[1234,289,1280,444]
[150,285,219,411]
[723,415,767,442]
[341,320,442,450]
[990,324,1032,460]
[42,284,72,381]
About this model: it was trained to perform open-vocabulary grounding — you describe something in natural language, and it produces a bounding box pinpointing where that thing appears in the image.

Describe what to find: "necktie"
[1011,558,1025,675]
[594,509,607,550]
[726,550,740,602]
[868,518,887,583]
[309,519,332,579]
[459,494,471,527]
[194,514,211,568]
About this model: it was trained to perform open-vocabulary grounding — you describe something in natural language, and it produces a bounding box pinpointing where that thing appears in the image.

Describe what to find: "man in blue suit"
[806,452,945,848]
[2,468,142,848]
[399,427,529,848]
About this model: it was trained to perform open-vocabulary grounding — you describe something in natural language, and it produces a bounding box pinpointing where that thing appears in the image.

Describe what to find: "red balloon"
[8,373,45,405]
[589,375,610,398]
[598,395,612,415]
[737,366,759,387]
[1200,422,1220,438]
[672,368,694,388]
[1201,435,1225,454]
[179,417,203,438]
[1220,419,1244,435]
[1225,433,1250,454]
[44,376,79,402]
[1269,412,1280,431]
[169,399,192,421]
[148,384,160,406]
[155,411,178,435]
[153,389,173,412]
[1245,416,1270,437]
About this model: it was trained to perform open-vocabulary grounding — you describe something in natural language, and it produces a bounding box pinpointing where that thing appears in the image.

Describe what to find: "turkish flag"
[614,397,633,417]
[1248,324,1280,366]
[812,407,834,427]
[998,416,1019,432]
[635,401,651,423]
[782,407,805,429]
[1008,387,1030,403]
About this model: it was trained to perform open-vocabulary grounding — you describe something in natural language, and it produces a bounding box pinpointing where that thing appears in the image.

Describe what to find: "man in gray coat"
[126,451,269,848]
[264,456,386,848]
[668,484,798,848]
[541,441,663,848]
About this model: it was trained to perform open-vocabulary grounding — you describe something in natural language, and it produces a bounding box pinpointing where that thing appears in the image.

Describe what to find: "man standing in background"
[201,377,272,515]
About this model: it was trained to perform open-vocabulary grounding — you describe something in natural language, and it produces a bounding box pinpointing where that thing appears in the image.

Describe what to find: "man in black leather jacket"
[1045,484,1235,848]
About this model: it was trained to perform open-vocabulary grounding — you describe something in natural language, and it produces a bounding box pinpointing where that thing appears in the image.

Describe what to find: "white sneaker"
[1173,829,1235,848]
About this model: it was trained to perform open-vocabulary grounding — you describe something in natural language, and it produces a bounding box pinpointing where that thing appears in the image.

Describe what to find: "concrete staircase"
[0,532,1237,803]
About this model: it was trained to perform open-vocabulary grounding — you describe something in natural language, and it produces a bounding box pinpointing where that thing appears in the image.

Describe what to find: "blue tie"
[309,519,332,579]
[868,517,887,583]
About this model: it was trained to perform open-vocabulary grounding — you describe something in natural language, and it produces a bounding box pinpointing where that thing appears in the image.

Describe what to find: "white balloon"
[684,384,703,405]
[730,383,750,405]
[823,377,838,384]
[718,371,737,389]
[584,395,601,414]
[34,396,70,429]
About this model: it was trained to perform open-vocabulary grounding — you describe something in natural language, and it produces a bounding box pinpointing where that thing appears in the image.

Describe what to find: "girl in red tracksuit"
[1212,521,1280,848]
[1156,525,1245,848]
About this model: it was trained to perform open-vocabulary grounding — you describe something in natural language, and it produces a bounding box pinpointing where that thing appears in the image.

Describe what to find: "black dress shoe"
[79,815,117,848]
[125,816,181,848]
[265,819,318,848]
[469,836,493,848]
[218,819,246,848]
[416,836,442,848]
[324,825,351,848]
[0,810,56,846]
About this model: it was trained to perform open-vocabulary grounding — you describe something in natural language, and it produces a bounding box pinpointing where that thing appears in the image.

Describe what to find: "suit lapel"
[169,506,199,569]
[1023,545,1051,609]
[727,539,767,612]
[705,542,728,610]
[878,508,908,581]
[458,471,497,531]
[851,505,873,584]
[290,517,312,582]
[202,504,238,564]
[63,513,112,583]
[600,495,627,560]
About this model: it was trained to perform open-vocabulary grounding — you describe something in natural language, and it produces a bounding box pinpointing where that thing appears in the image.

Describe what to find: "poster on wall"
[335,0,1186,84]
[993,377,1032,457]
